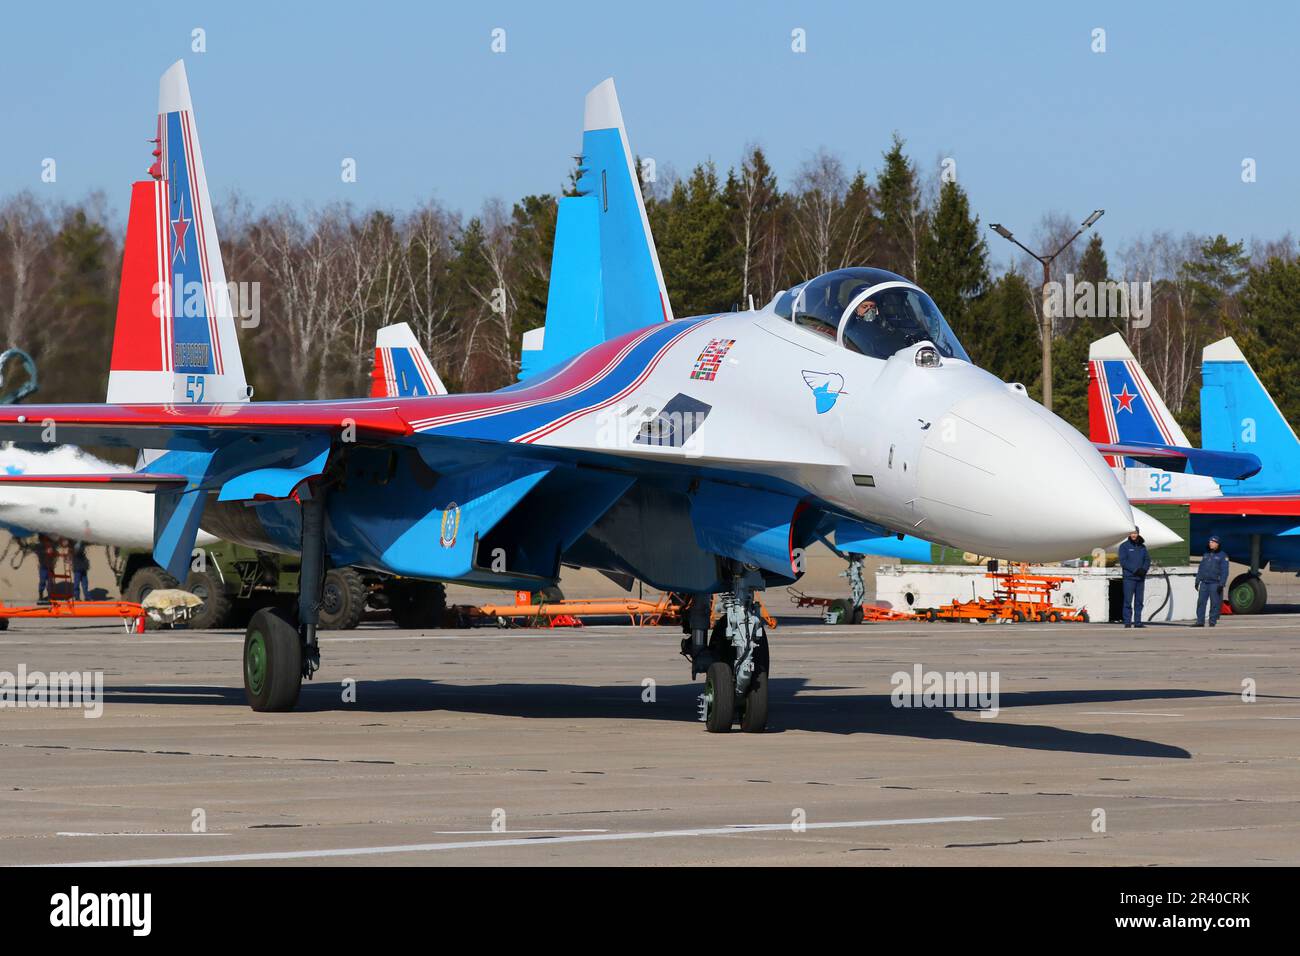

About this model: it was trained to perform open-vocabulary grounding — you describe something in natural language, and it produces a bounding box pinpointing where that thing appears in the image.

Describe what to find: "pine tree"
[834,171,877,271]
[875,133,924,279]
[1078,232,1108,286]
[655,162,738,315]
[510,194,558,340]
[48,208,115,402]
[1180,234,1249,335]
[918,179,989,341]
[965,272,1039,389]
[449,216,502,390]
[1238,255,1300,423]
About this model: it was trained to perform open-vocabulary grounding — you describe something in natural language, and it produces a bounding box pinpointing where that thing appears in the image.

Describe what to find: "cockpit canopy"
[771,267,969,362]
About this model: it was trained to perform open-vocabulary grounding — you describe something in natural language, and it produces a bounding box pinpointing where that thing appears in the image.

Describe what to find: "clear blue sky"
[2,0,1297,257]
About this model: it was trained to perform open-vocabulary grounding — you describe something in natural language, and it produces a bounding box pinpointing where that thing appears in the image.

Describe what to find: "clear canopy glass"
[772,268,969,362]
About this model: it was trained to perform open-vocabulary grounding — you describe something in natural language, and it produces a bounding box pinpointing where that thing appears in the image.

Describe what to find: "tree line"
[2,135,1297,440]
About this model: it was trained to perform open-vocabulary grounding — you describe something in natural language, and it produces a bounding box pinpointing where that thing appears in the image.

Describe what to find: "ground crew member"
[1195,535,1230,627]
[1118,528,1150,628]
[36,534,57,603]
[72,541,90,600]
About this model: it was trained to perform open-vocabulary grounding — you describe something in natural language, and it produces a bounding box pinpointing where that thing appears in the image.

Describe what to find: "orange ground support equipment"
[0,540,145,631]
[466,591,777,630]
[0,598,146,631]
[923,564,1089,624]
[857,604,917,622]
[788,588,915,623]
[470,590,687,628]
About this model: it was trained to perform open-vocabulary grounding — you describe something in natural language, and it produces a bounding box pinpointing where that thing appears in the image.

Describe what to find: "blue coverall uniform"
[1118,537,1150,626]
[1196,549,1230,626]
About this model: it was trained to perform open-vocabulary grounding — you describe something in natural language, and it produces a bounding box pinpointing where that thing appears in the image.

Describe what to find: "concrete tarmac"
[2,605,1298,867]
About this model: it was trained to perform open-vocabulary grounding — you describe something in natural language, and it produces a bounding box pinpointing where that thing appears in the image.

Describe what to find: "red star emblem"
[1112,383,1137,414]
[171,197,191,265]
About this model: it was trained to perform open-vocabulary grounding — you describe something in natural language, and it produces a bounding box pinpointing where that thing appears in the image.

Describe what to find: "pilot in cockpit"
[843,285,906,357]
[853,296,879,322]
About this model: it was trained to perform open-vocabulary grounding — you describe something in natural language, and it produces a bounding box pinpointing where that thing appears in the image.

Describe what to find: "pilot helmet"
[848,284,879,318]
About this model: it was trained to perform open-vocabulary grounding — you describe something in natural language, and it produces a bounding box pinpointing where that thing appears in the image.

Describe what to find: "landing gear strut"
[242,484,327,711]
[297,490,326,679]
[683,567,770,733]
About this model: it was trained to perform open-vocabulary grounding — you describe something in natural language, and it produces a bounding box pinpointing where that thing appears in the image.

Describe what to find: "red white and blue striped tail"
[1088,332,1189,456]
[108,59,249,406]
[369,323,447,398]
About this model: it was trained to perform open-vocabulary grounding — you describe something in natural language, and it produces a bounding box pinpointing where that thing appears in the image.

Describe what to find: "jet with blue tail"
[1090,332,1300,613]
[0,65,1146,732]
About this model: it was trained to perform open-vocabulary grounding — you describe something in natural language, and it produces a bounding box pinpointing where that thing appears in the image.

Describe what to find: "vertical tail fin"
[370,323,447,397]
[1088,332,1190,451]
[519,78,672,380]
[1201,337,1300,493]
[108,60,248,406]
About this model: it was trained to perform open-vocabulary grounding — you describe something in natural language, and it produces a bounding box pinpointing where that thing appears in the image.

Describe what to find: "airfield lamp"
[988,210,1105,411]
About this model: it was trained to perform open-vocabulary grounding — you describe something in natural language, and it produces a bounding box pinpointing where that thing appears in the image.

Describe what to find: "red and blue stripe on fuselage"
[407,313,718,444]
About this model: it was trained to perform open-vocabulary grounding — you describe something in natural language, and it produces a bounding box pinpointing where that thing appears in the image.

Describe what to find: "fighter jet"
[0,63,1140,732]
[0,444,219,549]
[1090,332,1300,614]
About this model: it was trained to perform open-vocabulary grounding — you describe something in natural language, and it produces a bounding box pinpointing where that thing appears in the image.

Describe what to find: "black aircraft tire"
[124,565,178,605]
[739,669,769,733]
[319,568,367,630]
[704,661,735,733]
[1228,574,1267,615]
[184,568,233,629]
[243,607,301,712]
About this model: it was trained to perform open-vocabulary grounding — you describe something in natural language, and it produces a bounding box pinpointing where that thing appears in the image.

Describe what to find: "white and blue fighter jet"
[0,66,1143,732]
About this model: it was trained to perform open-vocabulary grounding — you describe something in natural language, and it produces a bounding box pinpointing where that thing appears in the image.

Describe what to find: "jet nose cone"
[1130,506,1184,550]
[918,388,1133,560]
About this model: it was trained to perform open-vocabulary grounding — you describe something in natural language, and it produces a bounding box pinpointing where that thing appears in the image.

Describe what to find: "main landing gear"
[243,489,327,711]
[1228,533,1268,615]
[682,567,770,733]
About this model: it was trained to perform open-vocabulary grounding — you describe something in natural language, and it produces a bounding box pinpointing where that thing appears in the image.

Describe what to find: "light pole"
[989,209,1104,411]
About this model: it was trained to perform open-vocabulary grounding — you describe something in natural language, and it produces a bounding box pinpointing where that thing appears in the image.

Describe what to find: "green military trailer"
[113,541,446,630]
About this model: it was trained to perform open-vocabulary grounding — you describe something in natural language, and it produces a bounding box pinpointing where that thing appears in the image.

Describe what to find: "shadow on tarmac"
[87,679,1277,759]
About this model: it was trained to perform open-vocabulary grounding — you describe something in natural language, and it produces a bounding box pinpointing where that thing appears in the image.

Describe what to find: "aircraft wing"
[0,390,850,588]
[1092,441,1261,480]
[0,472,189,491]
[0,401,411,450]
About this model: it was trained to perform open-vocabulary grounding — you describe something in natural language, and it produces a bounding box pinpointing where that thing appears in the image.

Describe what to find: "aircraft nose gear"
[696,569,771,733]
